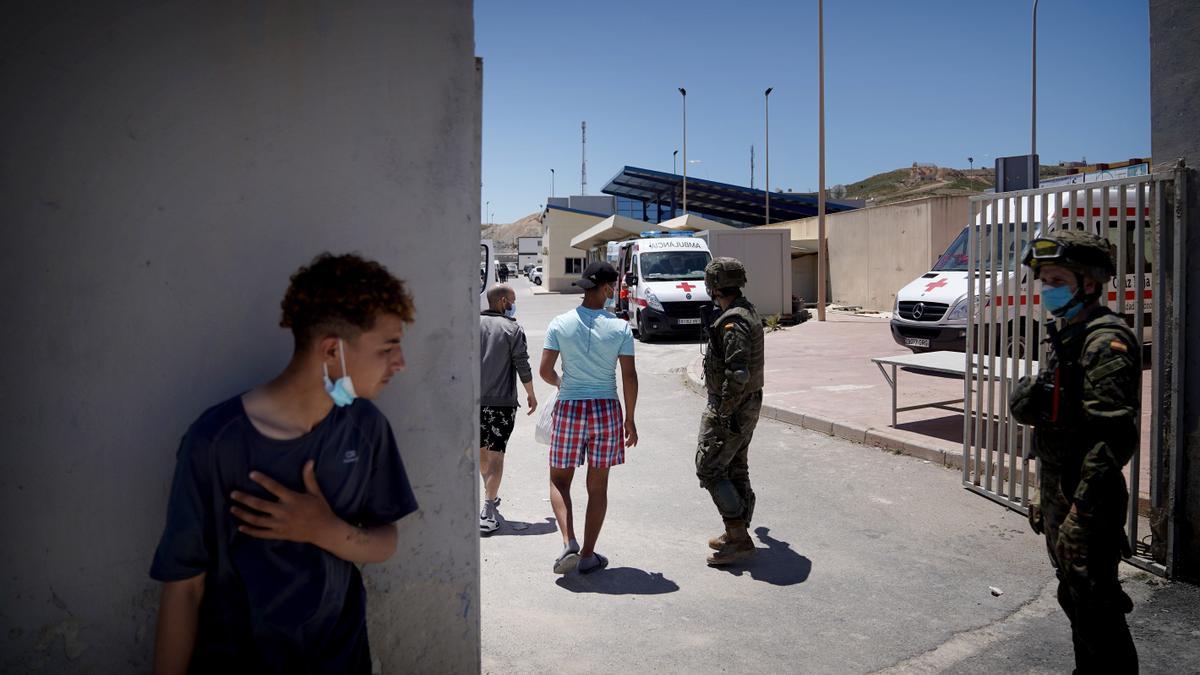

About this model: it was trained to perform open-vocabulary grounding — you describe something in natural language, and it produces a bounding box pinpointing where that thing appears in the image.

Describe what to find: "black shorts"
[480,406,518,453]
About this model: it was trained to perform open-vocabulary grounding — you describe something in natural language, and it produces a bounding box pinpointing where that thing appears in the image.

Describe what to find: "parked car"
[530,266,543,285]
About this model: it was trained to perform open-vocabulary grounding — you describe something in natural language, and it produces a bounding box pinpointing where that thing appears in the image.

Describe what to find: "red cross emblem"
[676,282,697,292]
[923,278,948,293]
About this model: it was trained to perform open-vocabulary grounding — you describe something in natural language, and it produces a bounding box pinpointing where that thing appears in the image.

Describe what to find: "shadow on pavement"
[715,526,812,586]
[896,413,964,446]
[487,516,558,537]
[555,567,680,595]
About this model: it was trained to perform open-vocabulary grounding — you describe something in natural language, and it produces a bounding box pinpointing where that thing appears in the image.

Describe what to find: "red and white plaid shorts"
[549,399,625,469]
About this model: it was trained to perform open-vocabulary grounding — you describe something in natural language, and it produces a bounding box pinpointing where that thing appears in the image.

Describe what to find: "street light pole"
[679,87,688,214]
[550,168,555,198]
[764,87,773,225]
[817,0,827,322]
[485,200,490,225]
[1031,0,1039,186]
[673,149,678,175]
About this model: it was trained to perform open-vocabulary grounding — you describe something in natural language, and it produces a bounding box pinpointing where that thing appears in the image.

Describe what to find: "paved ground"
[480,279,1195,674]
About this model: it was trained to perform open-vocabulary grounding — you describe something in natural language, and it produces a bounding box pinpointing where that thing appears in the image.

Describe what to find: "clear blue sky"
[476,0,1150,223]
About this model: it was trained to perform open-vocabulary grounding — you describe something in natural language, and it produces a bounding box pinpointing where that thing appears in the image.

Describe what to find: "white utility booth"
[698,228,793,320]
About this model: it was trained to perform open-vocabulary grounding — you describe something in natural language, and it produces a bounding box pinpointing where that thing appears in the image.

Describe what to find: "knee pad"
[709,480,744,520]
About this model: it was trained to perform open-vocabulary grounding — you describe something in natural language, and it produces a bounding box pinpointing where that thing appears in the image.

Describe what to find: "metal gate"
[961,167,1188,577]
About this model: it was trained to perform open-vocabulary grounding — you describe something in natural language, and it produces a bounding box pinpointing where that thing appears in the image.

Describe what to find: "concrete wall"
[0,2,481,672]
[1149,0,1200,579]
[766,196,968,312]
[542,208,605,292]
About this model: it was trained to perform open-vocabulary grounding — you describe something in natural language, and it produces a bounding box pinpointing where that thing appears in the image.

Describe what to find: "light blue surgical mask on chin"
[323,338,358,407]
[1042,284,1084,320]
[603,285,616,311]
[504,301,517,319]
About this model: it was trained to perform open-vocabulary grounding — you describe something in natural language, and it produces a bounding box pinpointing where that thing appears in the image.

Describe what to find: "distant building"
[517,235,543,271]
[540,166,860,293]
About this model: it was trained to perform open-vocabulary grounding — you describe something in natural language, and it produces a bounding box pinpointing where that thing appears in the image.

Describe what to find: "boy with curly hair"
[150,253,419,674]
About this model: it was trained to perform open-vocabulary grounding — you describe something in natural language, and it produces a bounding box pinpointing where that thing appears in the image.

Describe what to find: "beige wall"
[767,196,968,312]
[542,208,606,292]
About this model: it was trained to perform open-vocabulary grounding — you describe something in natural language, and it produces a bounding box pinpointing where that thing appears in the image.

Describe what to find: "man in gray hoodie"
[480,284,537,533]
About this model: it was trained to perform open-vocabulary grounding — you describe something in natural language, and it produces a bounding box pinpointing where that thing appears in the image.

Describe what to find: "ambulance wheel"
[636,313,653,342]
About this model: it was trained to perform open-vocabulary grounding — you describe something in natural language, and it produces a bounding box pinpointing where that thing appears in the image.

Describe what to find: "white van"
[890,186,1153,356]
[613,233,713,341]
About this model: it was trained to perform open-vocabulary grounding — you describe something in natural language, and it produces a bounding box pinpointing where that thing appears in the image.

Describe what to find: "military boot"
[706,520,755,566]
[707,531,727,551]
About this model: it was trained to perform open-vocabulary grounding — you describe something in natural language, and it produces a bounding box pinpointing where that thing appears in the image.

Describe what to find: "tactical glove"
[1009,375,1044,426]
[1055,510,1090,569]
[1027,503,1044,535]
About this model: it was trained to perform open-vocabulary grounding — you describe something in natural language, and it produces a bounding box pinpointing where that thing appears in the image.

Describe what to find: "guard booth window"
[565,257,584,275]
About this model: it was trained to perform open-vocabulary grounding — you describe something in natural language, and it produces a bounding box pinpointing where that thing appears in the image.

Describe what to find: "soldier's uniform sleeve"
[1072,330,1141,510]
[717,318,752,415]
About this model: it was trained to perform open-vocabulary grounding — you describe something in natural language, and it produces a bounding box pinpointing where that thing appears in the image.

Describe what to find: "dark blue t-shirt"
[150,395,418,674]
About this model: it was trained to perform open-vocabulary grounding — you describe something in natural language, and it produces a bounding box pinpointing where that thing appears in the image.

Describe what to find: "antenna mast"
[580,121,587,195]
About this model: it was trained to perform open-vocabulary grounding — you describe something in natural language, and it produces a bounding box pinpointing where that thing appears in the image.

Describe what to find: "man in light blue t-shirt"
[539,262,638,575]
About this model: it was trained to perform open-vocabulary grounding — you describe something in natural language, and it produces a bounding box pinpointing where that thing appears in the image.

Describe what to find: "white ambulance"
[613,232,713,341]
[890,185,1153,356]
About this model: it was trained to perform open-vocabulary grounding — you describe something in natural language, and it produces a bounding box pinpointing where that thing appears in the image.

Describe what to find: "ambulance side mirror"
[624,273,636,287]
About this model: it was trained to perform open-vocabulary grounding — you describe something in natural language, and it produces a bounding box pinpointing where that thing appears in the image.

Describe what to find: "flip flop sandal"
[553,550,581,574]
[578,553,609,575]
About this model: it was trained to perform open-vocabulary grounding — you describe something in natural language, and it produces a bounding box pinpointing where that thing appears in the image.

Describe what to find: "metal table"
[870,351,1038,427]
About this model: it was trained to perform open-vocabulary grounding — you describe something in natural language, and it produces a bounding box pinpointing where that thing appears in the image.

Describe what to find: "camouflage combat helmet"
[705,257,748,291]
[1021,230,1116,281]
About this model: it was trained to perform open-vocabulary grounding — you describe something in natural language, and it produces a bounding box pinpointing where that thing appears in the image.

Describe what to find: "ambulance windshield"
[641,251,711,281]
[932,228,971,271]
[933,223,1031,272]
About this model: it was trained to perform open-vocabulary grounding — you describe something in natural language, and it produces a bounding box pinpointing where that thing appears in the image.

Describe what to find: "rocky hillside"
[482,211,542,252]
[841,164,1071,205]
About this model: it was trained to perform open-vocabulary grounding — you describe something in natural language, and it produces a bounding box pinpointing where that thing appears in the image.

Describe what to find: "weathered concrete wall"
[1149,0,1200,580]
[765,196,967,312]
[0,2,481,672]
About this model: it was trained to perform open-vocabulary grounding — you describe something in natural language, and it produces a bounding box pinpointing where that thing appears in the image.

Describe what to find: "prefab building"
[697,228,793,319]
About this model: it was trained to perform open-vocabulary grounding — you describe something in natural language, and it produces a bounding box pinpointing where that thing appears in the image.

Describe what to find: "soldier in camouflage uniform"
[695,257,765,566]
[1010,230,1140,673]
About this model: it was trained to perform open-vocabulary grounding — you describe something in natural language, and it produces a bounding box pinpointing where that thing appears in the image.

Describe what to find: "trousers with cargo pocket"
[695,390,762,524]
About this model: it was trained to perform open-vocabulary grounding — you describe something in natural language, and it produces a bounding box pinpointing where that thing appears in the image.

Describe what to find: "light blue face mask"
[1042,284,1084,320]
[504,301,517,319]
[323,339,358,407]
[603,284,616,311]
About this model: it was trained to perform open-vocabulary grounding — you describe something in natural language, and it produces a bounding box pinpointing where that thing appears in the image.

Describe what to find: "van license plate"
[904,337,930,348]
[678,318,701,325]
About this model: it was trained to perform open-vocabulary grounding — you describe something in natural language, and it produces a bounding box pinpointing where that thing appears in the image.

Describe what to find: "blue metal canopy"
[601,165,859,227]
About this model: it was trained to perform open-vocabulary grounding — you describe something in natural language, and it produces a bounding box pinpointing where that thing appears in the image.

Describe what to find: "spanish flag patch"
[1109,340,1128,353]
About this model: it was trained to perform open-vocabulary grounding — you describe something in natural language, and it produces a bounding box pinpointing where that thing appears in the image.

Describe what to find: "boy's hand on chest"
[230,460,342,547]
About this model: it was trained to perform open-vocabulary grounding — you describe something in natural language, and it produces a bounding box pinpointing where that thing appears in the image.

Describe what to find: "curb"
[684,357,962,470]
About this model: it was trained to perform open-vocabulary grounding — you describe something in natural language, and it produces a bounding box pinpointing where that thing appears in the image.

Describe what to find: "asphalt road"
[479,278,1171,674]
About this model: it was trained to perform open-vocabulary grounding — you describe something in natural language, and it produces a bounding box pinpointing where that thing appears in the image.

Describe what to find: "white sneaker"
[479,499,499,533]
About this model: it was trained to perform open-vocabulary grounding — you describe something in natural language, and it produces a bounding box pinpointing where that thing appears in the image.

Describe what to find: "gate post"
[1151,0,1200,580]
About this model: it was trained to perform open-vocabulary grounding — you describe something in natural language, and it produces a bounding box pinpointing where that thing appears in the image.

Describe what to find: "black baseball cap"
[572,261,619,290]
